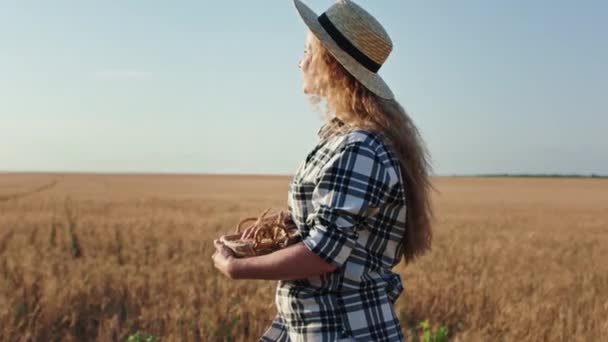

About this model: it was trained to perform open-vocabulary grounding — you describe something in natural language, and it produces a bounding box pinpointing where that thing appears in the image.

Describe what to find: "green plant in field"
[419,320,449,342]
[126,331,158,342]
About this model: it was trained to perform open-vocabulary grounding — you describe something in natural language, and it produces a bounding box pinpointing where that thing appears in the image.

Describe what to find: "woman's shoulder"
[337,129,393,161]
[319,121,400,176]
[337,129,404,187]
[342,128,385,148]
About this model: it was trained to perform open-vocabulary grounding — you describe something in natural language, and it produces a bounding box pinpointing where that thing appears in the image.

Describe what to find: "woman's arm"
[213,240,336,280]
[213,139,393,281]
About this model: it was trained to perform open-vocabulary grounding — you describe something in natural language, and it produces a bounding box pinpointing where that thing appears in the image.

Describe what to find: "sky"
[1,0,607,176]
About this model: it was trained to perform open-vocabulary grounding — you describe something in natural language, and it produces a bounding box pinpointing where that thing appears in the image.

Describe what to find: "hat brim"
[294,0,394,100]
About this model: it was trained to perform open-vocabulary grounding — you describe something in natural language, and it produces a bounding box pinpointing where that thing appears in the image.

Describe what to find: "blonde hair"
[305,33,434,264]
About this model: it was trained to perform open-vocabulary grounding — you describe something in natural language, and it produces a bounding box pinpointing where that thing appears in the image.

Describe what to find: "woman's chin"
[303,86,318,95]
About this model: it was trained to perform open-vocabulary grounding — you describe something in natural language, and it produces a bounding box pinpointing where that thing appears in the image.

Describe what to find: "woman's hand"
[212,239,239,279]
[216,242,336,281]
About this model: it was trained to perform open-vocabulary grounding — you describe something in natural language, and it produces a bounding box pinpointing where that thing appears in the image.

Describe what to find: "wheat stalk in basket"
[219,208,301,258]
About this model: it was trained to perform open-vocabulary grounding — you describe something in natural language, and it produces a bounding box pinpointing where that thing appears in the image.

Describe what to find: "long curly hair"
[304,33,434,264]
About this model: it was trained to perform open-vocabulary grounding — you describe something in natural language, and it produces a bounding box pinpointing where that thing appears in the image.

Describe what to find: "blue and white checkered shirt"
[260,118,408,342]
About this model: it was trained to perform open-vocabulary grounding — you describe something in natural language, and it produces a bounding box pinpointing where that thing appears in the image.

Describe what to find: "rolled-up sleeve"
[302,140,392,268]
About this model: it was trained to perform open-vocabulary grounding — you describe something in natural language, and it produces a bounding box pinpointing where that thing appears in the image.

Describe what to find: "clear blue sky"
[1,0,607,175]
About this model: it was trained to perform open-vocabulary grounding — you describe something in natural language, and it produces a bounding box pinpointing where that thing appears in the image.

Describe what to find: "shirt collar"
[317,117,348,140]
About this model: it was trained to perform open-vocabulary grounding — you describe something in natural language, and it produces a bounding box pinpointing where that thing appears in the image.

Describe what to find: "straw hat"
[294,0,395,99]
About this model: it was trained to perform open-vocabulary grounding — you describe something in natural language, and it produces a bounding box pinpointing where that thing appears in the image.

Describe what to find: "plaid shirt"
[260,118,407,342]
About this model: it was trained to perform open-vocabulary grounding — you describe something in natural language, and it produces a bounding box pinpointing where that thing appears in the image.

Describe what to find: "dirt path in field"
[0,180,59,203]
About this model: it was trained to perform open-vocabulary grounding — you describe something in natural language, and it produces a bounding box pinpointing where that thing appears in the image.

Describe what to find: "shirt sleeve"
[302,140,393,268]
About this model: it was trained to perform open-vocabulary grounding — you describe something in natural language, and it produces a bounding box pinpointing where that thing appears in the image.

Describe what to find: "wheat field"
[0,173,606,341]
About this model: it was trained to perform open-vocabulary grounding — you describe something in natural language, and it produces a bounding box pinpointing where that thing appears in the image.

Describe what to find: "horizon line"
[0,170,606,179]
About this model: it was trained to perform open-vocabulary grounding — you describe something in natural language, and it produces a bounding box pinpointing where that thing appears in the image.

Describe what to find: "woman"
[212,0,434,341]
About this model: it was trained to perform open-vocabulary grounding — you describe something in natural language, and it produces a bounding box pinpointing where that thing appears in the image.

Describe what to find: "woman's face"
[299,33,314,95]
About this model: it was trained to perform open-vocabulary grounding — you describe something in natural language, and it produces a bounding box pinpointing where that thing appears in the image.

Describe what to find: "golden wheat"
[0,173,606,341]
